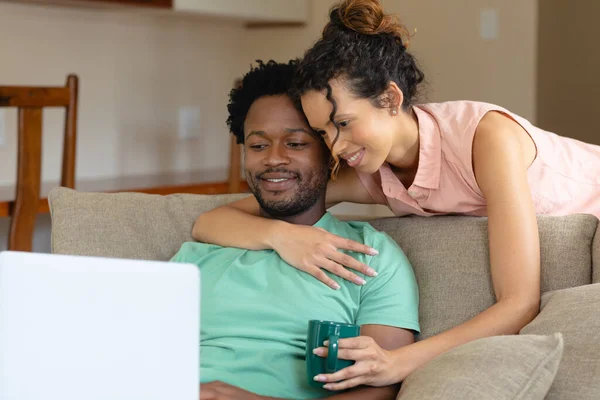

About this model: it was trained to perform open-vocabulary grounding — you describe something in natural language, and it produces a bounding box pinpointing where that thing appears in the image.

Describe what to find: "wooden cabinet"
[8,0,307,24]
[75,0,172,8]
[175,0,307,24]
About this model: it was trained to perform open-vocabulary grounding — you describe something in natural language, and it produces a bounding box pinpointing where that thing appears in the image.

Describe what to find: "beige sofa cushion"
[397,333,564,400]
[369,215,597,339]
[49,187,249,261]
[49,187,599,342]
[520,283,600,399]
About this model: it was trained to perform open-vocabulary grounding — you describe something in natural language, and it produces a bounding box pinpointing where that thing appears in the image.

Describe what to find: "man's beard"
[247,166,328,218]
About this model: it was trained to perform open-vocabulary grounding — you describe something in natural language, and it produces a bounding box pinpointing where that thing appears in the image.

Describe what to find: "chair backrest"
[227,78,242,193]
[228,134,242,193]
[0,75,79,251]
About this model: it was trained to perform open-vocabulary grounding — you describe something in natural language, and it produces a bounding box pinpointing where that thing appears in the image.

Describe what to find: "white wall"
[242,0,538,120]
[537,0,600,145]
[0,2,248,186]
[385,0,538,121]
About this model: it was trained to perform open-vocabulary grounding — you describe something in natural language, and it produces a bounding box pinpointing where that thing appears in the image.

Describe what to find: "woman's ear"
[380,81,404,113]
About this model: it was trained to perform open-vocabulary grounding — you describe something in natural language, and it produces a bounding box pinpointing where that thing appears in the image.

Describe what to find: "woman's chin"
[354,161,380,175]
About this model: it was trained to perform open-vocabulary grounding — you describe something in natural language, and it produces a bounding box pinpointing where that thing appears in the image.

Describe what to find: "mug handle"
[326,334,339,373]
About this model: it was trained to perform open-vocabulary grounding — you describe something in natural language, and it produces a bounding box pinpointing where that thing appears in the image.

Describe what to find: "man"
[171,60,419,400]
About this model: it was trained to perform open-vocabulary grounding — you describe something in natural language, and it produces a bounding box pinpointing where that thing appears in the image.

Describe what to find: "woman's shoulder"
[415,100,527,150]
[414,101,526,191]
[415,100,510,121]
[415,100,540,133]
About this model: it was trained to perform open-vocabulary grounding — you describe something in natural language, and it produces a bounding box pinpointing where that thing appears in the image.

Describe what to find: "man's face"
[244,95,329,217]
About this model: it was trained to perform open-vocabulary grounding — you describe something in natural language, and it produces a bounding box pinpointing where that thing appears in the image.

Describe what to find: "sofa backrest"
[369,215,598,339]
[49,187,600,340]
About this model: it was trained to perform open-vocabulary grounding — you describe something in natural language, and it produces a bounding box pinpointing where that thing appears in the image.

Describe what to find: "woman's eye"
[317,130,327,136]
[338,121,349,128]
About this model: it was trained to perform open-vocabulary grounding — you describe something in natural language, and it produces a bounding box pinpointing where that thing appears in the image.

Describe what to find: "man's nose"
[264,144,291,166]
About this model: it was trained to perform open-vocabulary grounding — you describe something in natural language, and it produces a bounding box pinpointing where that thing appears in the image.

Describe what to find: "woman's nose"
[330,137,348,158]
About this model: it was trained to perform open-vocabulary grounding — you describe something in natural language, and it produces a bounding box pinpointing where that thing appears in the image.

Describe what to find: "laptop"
[0,251,200,400]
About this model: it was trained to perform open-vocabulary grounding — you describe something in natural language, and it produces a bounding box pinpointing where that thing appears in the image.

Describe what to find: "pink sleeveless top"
[357,101,600,219]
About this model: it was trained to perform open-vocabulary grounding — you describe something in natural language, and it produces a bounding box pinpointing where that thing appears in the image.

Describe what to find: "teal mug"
[306,320,360,388]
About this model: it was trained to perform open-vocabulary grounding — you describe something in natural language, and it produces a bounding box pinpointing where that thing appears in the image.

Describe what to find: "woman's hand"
[312,336,414,390]
[269,224,379,289]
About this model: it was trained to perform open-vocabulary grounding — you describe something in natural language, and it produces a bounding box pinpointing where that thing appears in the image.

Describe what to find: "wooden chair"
[227,78,243,193]
[0,75,79,251]
[227,135,242,193]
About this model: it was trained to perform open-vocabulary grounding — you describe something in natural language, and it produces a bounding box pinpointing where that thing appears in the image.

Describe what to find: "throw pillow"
[397,333,563,400]
[520,283,600,399]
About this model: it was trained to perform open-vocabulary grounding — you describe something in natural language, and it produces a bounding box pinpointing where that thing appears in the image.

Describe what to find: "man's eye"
[316,130,327,136]
[249,144,267,150]
[288,142,307,148]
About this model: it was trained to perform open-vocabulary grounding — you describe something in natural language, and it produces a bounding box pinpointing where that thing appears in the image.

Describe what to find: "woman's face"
[300,79,398,174]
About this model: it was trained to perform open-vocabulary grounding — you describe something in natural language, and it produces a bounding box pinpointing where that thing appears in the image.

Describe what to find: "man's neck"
[260,203,327,226]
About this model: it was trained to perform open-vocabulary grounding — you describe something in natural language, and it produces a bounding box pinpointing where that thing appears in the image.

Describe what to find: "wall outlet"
[178,106,202,139]
[480,9,499,41]
[0,110,5,146]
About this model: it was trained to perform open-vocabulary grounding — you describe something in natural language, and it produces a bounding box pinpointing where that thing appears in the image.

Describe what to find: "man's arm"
[316,325,414,400]
[320,386,398,400]
[307,230,420,393]
[200,325,413,400]
[313,232,418,399]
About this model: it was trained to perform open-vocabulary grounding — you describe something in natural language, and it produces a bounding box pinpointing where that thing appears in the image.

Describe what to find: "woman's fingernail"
[366,268,378,277]
[323,384,332,390]
[369,248,379,255]
[332,282,341,290]
[314,375,326,382]
[355,277,367,285]
[313,348,324,356]
[323,340,329,346]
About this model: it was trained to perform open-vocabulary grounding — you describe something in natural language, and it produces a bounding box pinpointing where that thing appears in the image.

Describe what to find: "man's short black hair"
[226,59,300,144]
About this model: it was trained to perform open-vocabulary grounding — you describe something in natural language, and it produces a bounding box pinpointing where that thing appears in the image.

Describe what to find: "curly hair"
[226,59,300,144]
[292,0,425,175]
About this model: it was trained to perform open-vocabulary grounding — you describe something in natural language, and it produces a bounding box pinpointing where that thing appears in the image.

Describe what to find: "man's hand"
[200,381,279,400]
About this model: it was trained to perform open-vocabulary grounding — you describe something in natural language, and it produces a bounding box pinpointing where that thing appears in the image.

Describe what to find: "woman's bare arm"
[394,112,541,377]
[191,166,374,246]
[191,165,379,288]
[386,112,541,379]
[191,195,275,250]
[310,112,542,389]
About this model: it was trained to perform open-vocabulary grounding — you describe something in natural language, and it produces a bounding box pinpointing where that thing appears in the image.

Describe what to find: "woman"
[193,0,600,390]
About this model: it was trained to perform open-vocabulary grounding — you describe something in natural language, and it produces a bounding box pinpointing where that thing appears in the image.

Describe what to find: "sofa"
[48,187,600,399]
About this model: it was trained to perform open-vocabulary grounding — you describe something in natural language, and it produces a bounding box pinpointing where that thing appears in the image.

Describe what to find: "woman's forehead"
[301,84,368,127]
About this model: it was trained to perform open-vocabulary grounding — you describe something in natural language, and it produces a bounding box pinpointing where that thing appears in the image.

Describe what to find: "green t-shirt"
[170,212,419,399]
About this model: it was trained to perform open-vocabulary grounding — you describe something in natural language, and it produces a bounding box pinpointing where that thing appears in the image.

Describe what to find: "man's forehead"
[245,97,311,136]
[245,127,316,142]
[246,96,302,119]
